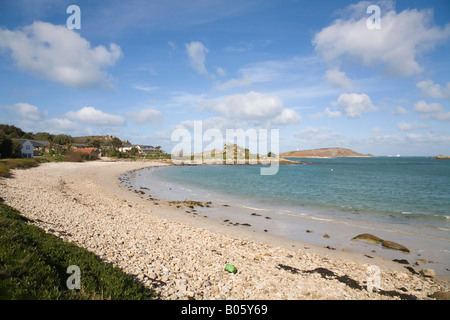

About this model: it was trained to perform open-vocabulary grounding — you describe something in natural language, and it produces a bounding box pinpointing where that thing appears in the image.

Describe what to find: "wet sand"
[124,165,450,280]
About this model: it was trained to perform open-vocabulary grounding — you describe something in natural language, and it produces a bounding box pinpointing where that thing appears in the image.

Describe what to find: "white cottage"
[17,139,50,158]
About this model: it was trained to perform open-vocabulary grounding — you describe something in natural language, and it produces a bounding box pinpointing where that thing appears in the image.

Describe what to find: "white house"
[17,139,50,158]
[119,144,162,154]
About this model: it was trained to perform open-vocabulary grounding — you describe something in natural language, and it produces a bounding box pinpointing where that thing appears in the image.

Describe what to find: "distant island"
[281,147,373,158]
[433,154,450,160]
[175,143,304,165]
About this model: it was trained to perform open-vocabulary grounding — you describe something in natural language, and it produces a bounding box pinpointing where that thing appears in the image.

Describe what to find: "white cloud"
[216,75,252,91]
[201,91,301,126]
[0,21,122,89]
[239,56,317,84]
[294,126,345,148]
[271,108,301,126]
[66,106,126,126]
[372,127,384,133]
[396,121,414,131]
[313,3,450,77]
[311,107,343,119]
[413,100,443,113]
[132,84,159,92]
[416,80,450,99]
[43,118,87,134]
[403,132,450,146]
[125,108,162,125]
[413,101,450,122]
[0,103,89,135]
[324,68,352,89]
[396,121,429,131]
[167,91,209,109]
[186,41,210,75]
[216,67,227,77]
[175,117,236,134]
[335,93,377,118]
[351,131,450,155]
[394,105,408,115]
[13,103,48,121]
[215,56,320,91]
[168,41,177,51]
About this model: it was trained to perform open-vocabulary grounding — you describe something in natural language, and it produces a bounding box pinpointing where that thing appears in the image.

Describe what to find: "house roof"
[16,139,50,147]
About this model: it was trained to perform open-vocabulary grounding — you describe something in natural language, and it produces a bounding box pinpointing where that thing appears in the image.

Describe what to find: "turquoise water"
[149,157,450,231]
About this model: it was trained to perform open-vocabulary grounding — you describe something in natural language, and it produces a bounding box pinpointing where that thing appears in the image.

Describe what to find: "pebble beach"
[1,160,448,300]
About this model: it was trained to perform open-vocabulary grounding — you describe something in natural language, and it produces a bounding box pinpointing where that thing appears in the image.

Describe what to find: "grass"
[0,153,100,177]
[0,158,47,178]
[0,199,156,300]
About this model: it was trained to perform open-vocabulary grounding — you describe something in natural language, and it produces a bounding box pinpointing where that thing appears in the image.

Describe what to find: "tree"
[53,134,73,145]
[111,137,123,149]
[0,124,25,138]
[0,132,13,159]
[11,140,22,158]
[88,139,101,148]
[34,132,53,142]
[22,132,34,140]
[127,147,139,156]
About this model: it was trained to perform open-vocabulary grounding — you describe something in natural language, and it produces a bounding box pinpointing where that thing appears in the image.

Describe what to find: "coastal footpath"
[0,160,448,300]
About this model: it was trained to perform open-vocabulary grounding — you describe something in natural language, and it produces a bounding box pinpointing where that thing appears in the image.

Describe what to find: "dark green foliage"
[33,132,53,142]
[0,132,13,159]
[52,134,73,145]
[0,125,26,139]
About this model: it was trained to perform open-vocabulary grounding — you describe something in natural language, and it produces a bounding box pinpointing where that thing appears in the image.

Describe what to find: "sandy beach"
[1,159,448,300]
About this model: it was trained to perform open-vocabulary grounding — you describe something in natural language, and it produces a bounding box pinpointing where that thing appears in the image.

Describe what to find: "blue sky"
[0,0,449,156]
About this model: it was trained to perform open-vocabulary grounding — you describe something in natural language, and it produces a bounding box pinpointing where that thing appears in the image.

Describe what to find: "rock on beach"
[352,234,410,253]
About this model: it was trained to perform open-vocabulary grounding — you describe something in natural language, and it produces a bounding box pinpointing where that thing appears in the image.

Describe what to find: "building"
[119,144,162,154]
[17,139,49,158]
[140,145,162,154]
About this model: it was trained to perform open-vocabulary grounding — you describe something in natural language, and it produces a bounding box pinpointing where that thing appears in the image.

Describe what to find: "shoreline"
[1,160,448,299]
[124,165,450,279]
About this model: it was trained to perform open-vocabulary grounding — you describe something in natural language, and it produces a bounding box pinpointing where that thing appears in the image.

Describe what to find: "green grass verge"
[0,158,47,178]
[0,199,156,300]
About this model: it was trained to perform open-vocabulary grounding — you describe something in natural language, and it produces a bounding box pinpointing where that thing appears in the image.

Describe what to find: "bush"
[0,132,13,159]
[63,152,98,162]
[0,158,44,177]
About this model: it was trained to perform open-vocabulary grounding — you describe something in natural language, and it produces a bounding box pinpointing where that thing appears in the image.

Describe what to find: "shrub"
[0,158,44,177]
[63,152,98,162]
[0,132,13,159]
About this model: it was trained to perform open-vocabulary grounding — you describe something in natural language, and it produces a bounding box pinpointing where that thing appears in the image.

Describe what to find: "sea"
[123,157,450,275]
